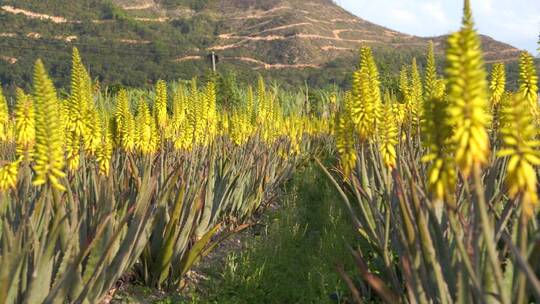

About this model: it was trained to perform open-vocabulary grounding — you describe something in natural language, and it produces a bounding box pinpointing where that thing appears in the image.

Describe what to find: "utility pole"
[206,52,218,72]
[211,52,217,72]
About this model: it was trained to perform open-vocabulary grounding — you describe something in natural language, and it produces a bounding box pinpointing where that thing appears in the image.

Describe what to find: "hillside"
[0,0,533,91]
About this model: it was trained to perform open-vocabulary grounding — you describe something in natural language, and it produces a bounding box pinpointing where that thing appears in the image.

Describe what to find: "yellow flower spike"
[351,47,381,142]
[518,51,539,118]
[499,94,540,218]
[423,52,456,203]
[0,160,20,192]
[32,59,66,191]
[489,63,506,106]
[154,80,168,130]
[361,47,382,107]
[67,47,90,138]
[335,92,357,176]
[257,76,267,123]
[176,84,197,150]
[96,118,113,176]
[424,42,438,100]
[66,47,101,158]
[205,81,218,141]
[390,102,406,127]
[58,99,70,133]
[14,88,36,160]
[246,85,255,122]
[0,85,10,142]
[191,83,207,146]
[135,99,158,154]
[65,131,80,171]
[378,104,398,169]
[85,107,102,154]
[434,79,446,100]
[409,57,423,103]
[399,66,411,103]
[115,89,136,151]
[445,2,490,177]
[165,87,182,143]
[405,57,424,129]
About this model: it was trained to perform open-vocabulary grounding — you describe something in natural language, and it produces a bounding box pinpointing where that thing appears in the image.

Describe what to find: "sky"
[336,0,540,54]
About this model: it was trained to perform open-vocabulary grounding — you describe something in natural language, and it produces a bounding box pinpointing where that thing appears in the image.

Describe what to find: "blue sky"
[336,0,540,54]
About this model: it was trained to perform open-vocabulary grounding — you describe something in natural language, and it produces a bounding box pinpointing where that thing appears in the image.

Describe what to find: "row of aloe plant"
[322,1,540,303]
[0,47,329,302]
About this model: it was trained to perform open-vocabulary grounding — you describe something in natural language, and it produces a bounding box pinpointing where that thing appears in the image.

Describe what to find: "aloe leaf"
[178,223,221,279]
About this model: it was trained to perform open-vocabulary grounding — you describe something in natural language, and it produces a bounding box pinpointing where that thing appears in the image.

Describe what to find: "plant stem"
[472,164,509,304]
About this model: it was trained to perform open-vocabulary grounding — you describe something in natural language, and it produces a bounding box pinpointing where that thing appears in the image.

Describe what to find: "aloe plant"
[0,155,156,304]
[324,2,540,303]
[136,135,301,290]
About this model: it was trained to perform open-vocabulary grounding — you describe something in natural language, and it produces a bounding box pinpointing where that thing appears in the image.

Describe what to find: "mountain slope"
[0,0,531,90]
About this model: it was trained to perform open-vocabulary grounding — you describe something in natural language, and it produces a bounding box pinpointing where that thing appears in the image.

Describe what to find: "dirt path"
[109,162,356,303]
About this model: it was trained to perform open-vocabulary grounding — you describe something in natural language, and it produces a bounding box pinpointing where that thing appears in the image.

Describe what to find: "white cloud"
[389,8,416,24]
[422,2,448,23]
[338,0,540,52]
[475,0,495,14]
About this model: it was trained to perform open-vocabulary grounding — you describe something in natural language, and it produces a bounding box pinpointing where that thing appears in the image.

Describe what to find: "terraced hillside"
[0,0,530,89]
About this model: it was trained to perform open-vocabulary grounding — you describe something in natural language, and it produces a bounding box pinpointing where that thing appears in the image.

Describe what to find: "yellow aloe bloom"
[405,58,424,129]
[14,88,35,159]
[286,116,302,155]
[32,59,66,191]
[400,66,417,128]
[0,85,9,142]
[246,85,255,122]
[167,86,185,141]
[0,160,20,192]
[335,92,357,176]
[422,94,456,202]
[445,1,490,176]
[175,84,197,150]
[426,157,457,203]
[154,80,168,130]
[518,52,539,121]
[256,76,268,123]
[489,63,506,106]
[205,81,218,141]
[85,107,102,155]
[135,99,158,154]
[229,110,252,146]
[96,117,113,175]
[409,57,423,104]
[434,79,446,100]
[66,47,90,138]
[391,102,406,126]
[361,47,382,108]
[65,47,101,159]
[189,80,208,146]
[378,104,398,169]
[421,40,457,202]
[424,42,438,100]
[399,66,411,103]
[498,94,540,218]
[114,89,136,151]
[58,98,70,134]
[351,47,381,142]
[65,131,80,172]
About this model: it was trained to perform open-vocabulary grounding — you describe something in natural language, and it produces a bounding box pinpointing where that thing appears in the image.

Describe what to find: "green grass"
[187,161,357,304]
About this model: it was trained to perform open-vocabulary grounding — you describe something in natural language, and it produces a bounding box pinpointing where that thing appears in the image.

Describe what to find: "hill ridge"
[0,0,530,89]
